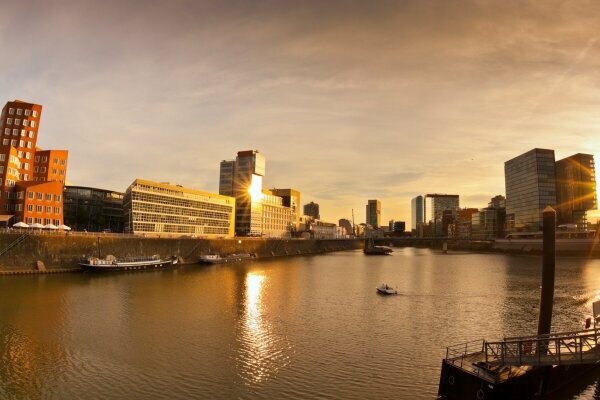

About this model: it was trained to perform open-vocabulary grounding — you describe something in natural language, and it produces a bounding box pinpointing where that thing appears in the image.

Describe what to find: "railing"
[445,340,485,369]
[484,328,600,367]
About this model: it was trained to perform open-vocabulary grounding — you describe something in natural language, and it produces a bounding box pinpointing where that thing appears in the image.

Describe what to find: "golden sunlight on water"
[237,272,291,386]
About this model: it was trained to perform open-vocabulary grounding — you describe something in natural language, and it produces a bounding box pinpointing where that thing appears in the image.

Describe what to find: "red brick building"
[0,100,68,225]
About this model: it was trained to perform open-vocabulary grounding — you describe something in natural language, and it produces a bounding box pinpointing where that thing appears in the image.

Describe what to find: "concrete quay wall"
[0,233,363,269]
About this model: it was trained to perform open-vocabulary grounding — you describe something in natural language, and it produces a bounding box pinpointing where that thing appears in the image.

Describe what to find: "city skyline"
[1,1,600,224]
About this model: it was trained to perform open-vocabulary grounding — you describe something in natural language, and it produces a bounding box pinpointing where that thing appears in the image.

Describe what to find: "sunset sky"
[1,0,599,225]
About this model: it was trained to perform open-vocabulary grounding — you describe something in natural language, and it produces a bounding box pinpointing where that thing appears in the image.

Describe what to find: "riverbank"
[0,232,362,270]
[379,237,600,257]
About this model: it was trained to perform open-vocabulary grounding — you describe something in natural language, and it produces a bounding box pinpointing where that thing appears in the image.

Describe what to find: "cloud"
[0,0,599,224]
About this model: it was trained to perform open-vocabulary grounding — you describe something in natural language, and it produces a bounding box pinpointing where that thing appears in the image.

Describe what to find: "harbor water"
[2,248,600,399]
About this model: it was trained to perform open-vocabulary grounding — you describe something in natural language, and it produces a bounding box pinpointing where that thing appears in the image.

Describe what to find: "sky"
[1,0,600,225]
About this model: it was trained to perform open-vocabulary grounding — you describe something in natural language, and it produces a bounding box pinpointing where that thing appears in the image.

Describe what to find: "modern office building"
[124,179,235,237]
[219,150,297,237]
[411,195,424,231]
[303,201,320,220]
[555,153,597,229]
[64,186,124,232]
[0,100,68,225]
[271,188,301,231]
[424,194,459,236]
[366,199,381,228]
[505,148,557,233]
[338,218,353,236]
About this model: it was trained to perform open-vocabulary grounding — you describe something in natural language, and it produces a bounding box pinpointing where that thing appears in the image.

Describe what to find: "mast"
[351,209,355,236]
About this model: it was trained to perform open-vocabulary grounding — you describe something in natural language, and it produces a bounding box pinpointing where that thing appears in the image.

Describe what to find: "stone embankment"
[0,232,362,271]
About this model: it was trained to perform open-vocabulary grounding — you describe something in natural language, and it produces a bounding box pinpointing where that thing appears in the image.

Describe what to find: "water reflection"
[235,270,291,386]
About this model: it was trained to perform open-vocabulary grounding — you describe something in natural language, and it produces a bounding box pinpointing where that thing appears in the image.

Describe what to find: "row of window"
[4,118,36,128]
[8,108,38,117]
[3,191,61,201]
[3,128,35,138]
[25,218,61,225]
[25,204,61,214]
[2,138,33,149]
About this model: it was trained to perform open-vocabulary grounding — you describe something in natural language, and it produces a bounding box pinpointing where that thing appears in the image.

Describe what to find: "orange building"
[0,100,68,225]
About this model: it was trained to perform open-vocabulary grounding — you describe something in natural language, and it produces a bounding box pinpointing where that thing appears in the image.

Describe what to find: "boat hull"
[79,259,177,272]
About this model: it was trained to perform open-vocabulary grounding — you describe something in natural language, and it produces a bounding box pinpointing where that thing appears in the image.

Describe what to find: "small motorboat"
[376,283,398,295]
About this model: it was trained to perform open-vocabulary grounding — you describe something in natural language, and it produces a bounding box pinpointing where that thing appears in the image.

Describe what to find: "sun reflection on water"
[237,272,291,386]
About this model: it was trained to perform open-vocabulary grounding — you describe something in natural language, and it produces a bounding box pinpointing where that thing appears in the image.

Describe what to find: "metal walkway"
[484,328,600,367]
[446,328,600,371]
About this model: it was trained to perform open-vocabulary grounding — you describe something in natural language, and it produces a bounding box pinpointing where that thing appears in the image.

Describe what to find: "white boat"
[80,254,178,272]
[198,253,254,264]
[376,283,398,295]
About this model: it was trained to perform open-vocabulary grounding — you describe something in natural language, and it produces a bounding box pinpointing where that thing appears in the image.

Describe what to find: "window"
[36,205,43,212]
[26,217,32,224]
[15,205,22,211]
[35,218,41,224]
[8,108,14,115]
[28,131,33,138]
[42,156,47,162]
[20,130,25,136]
[34,166,39,172]
[16,109,22,115]
[46,206,52,213]
[17,151,22,158]
[14,119,20,125]
[52,169,57,174]
[10,140,16,146]
[44,218,51,225]
[30,121,36,128]
[45,194,52,201]
[54,207,60,214]
[3,128,8,135]
[36,192,43,200]
[53,158,58,164]
[23,120,28,127]
[41,167,46,173]
[25,152,30,159]
[19,140,24,147]
[54,219,60,225]
[54,195,61,202]
[0,154,4,161]
[32,111,38,117]
[27,142,32,149]
[24,109,30,116]
[23,174,28,180]
[59,170,64,175]
[0,166,3,174]
[35,156,39,162]
[12,129,17,136]
[60,159,66,165]
[27,192,34,199]
[2,139,7,146]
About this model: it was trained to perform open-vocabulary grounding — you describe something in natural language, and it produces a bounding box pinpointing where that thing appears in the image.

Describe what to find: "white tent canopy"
[13,222,29,228]
[29,223,45,229]
[58,224,71,231]
[44,224,59,230]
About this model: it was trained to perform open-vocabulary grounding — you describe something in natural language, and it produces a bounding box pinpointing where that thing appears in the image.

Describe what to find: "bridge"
[445,328,600,383]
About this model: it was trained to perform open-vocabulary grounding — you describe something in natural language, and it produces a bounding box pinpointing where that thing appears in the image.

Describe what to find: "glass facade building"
[64,185,124,232]
[366,199,381,228]
[505,148,557,233]
[555,153,597,229]
[411,195,424,230]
